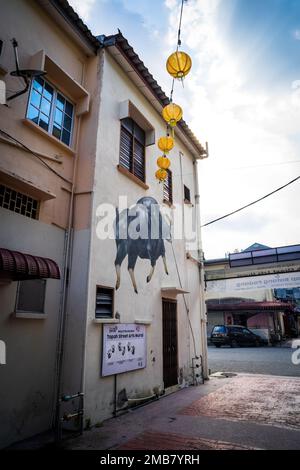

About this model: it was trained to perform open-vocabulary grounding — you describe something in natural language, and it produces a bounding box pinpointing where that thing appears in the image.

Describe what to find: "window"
[212,326,226,333]
[184,185,191,203]
[95,286,114,318]
[27,77,74,146]
[16,279,46,313]
[119,117,145,182]
[163,169,173,204]
[0,184,39,219]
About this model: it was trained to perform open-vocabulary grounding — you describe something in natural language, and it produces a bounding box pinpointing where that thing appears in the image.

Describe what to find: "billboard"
[206,271,300,293]
[102,323,147,376]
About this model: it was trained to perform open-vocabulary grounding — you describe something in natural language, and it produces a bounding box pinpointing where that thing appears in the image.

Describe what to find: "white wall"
[81,52,205,424]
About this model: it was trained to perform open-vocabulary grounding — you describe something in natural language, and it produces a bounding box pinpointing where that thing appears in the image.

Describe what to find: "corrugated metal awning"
[0,248,60,280]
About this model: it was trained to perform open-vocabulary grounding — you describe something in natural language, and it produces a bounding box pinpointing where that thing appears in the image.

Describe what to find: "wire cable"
[202,174,300,227]
[0,128,72,184]
[169,0,186,102]
[170,239,197,358]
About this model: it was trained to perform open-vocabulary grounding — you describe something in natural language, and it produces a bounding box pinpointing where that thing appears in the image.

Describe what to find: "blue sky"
[69,0,300,258]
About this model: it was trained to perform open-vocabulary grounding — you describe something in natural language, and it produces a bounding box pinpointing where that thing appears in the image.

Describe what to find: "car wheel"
[215,344,221,348]
[231,340,238,348]
[255,340,260,347]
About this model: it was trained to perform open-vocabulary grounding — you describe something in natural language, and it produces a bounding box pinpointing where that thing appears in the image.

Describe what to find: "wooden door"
[162,299,178,388]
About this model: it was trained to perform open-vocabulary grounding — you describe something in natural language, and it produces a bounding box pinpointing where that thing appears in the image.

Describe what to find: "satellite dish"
[7,38,46,102]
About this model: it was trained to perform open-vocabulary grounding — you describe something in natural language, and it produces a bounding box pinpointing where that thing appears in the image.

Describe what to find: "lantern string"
[170,78,175,102]
[158,0,188,182]
[176,0,185,51]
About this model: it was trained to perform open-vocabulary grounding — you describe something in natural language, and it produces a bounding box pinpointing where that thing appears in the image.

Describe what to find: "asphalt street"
[208,345,300,377]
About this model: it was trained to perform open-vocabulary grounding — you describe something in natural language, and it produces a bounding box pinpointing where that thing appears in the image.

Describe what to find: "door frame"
[162,297,179,389]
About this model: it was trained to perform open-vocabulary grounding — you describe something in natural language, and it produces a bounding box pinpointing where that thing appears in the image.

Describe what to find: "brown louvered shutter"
[119,118,146,183]
[120,125,133,172]
[133,139,145,182]
[163,170,173,204]
[95,287,114,318]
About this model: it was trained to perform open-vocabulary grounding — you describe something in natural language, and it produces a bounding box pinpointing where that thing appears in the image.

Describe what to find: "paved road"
[208,345,300,377]
[63,374,300,450]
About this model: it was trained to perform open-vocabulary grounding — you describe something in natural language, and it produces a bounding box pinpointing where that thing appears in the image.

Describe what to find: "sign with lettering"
[206,271,300,293]
[102,323,146,376]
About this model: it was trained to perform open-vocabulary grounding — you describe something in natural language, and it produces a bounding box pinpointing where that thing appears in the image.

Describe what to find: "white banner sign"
[206,271,300,293]
[102,323,146,376]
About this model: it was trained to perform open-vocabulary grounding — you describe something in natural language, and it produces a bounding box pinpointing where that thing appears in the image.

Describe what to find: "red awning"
[0,248,60,280]
[207,301,295,312]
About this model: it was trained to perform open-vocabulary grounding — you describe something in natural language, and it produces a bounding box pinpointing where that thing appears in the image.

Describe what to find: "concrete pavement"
[208,345,300,377]
[64,373,300,450]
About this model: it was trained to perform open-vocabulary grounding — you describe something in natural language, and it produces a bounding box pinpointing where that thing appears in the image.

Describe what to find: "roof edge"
[35,0,100,55]
[98,33,208,159]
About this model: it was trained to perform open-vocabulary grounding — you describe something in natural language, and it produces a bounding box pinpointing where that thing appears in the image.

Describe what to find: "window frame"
[95,285,115,319]
[26,76,75,148]
[15,279,47,315]
[0,183,40,220]
[119,118,146,183]
[183,184,191,204]
[163,169,173,205]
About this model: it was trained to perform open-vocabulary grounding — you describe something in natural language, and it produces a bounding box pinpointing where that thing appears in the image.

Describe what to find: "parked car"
[210,325,268,348]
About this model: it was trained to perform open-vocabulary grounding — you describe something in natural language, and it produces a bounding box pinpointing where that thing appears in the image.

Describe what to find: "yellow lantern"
[166,51,192,79]
[157,156,171,170]
[155,168,168,182]
[158,136,174,153]
[162,103,182,127]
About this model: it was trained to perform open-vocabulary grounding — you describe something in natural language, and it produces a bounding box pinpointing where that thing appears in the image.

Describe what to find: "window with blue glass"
[27,77,74,146]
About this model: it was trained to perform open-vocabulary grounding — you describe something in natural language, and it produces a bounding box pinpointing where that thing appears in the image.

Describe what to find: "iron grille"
[0,184,38,219]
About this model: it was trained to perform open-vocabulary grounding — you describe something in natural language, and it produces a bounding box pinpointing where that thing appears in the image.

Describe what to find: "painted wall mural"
[114,197,171,293]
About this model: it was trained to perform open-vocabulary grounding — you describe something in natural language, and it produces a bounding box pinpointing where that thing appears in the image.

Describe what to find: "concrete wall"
[80,51,205,425]
[0,208,64,448]
[0,0,100,447]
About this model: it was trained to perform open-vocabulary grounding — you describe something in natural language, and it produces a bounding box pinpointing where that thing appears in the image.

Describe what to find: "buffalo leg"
[128,252,138,294]
[162,256,169,275]
[114,242,127,290]
[147,262,156,283]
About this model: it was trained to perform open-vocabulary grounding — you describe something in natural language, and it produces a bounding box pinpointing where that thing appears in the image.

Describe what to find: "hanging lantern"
[155,168,168,182]
[166,51,192,79]
[158,135,174,153]
[157,156,171,170]
[162,103,182,127]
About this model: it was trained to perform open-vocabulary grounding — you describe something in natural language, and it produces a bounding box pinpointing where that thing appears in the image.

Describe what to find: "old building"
[61,32,208,430]
[205,243,300,342]
[0,0,100,448]
[0,0,208,447]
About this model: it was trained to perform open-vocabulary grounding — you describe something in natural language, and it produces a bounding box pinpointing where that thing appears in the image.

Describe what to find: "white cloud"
[293,29,300,40]
[68,0,97,22]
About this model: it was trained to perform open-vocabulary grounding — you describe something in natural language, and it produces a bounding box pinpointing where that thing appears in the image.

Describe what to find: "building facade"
[62,33,208,430]
[0,0,208,447]
[205,243,300,342]
[0,0,100,448]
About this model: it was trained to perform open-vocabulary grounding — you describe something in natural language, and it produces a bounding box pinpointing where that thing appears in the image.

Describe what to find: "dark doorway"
[162,299,178,388]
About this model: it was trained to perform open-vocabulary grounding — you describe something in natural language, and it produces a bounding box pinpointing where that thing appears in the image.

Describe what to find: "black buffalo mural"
[114,197,171,293]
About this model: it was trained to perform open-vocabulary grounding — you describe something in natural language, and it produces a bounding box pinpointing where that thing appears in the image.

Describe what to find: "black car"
[210,325,268,348]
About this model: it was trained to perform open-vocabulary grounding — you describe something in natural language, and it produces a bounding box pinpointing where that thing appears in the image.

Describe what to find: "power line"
[218,160,300,171]
[0,128,71,184]
[202,174,300,227]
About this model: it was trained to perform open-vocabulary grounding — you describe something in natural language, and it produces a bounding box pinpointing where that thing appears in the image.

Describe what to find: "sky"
[69,0,300,259]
